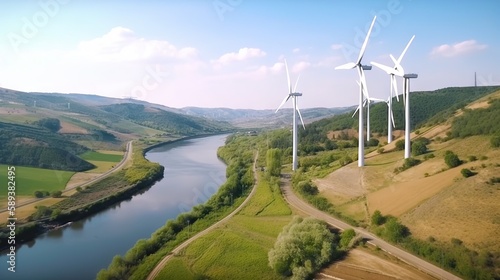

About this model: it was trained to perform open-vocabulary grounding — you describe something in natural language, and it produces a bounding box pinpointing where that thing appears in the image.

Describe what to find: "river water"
[0,134,228,280]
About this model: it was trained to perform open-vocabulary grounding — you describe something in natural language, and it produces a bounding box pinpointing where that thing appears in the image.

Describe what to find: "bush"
[268,217,338,279]
[424,153,435,160]
[367,138,379,147]
[412,141,428,156]
[461,168,475,178]
[339,229,356,249]
[297,181,318,196]
[491,136,500,148]
[444,151,462,168]
[34,191,44,198]
[468,155,477,162]
[51,190,63,198]
[339,155,353,166]
[371,210,385,226]
[377,147,385,154]
[395,139,405,151]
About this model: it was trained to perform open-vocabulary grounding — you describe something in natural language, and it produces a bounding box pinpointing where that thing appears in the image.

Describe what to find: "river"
[0,134,228,280]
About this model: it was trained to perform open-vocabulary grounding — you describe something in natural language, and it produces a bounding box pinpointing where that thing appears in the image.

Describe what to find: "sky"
[0,0,499,109]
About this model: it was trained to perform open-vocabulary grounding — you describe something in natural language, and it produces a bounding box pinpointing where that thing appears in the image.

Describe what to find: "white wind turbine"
[276,59,305,171]
[371,35,415,143]
[335,16,377,167]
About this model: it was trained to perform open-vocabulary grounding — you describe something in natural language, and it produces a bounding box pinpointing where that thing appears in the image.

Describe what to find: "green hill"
[100,103,233,136]
[0,121,95,171]
[299,86,500,146]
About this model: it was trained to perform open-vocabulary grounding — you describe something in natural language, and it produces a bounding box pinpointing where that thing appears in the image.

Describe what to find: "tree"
[34,190,44,198]
[268,217,338,279]
[51,190,62,198]
[444,150,462,168]
[411,141,428,156]
[395,139,405,151]
[371,210,385,226]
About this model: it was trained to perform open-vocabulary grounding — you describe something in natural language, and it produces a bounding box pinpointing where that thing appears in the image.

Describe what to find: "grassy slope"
[157,172,292,279]
[316,90,500,254]
[0,164,74,198]
[80,151,123,162]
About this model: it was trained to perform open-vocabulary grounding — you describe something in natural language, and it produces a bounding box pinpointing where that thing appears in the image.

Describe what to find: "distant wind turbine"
[335,16,377,167]
[371,35,415,143]
[275,59,305,171]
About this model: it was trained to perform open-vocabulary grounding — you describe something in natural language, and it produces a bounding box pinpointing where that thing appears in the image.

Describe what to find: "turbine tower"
[335,16,377,167]
[276,59,305,171]
[403,73,418,158]
[371,35,415,143]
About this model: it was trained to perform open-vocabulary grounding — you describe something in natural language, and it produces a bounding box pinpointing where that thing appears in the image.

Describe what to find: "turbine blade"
[390,54,404,76]
[284,59,291,94]
[398,35,415,63]
[371,61,398,75]
[356,16,377,65]
[359,66,370,99]
[275,94,290,113]
[352,106,360,118]
[392,75,399,102]
[293,74,301,93]
[335,62,357,70]
[297,107,305,129]
[390,107,396,127]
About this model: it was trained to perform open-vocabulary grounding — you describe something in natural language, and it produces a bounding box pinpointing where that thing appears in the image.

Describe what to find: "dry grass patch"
[319,247,435,280]
[65,172,101,190]
[401,165,500,253]
[58,121,89,134]
[0,197,64,222]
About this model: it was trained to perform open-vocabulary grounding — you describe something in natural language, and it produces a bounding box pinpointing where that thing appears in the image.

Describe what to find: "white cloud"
[212,47,266,67]
[292,48,300,53]
[256,62,285,75]
[431,40,487,58]
[74,26,198,62]
[292,61,311,73]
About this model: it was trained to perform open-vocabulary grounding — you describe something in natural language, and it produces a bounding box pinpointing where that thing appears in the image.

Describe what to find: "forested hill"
[0,121,95,171]
[301,86,500,141]
[100,103,233,135]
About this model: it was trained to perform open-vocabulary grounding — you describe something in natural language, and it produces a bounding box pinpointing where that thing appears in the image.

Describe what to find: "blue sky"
[1,0,499,109]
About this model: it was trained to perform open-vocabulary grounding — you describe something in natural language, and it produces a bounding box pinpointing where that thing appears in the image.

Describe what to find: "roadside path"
[280,174,461,280]
[0,141,133,212]
[146,151,259,280]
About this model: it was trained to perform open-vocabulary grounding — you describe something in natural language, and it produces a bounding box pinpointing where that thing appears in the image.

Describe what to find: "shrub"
[468,155,477,162]
[367,138,379,147]
[444,151,462,168]
[297,181,318,196]
[412,141,428,156]
[339,229,356,249]
[395,139,405,151]
[490,135,500,148]
[377,147,385,154]
[51,190,63,198]
[339,155,353,166]
[461,168,475,178]
[268,217,338,279]
[371,210,385,226]
[34,191,44,198]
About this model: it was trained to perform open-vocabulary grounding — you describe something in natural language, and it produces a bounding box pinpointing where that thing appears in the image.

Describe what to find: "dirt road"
[280,175,461,280]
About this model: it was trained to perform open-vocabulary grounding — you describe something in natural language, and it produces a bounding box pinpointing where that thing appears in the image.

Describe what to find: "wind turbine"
[276,59,305,171]
[371,35,415,143]
[335,16,377,167]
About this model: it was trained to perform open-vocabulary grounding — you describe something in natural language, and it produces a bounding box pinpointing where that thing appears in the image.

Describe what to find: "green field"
[80,151,123,162]
[158,171,292,279]
[0,164,74,198]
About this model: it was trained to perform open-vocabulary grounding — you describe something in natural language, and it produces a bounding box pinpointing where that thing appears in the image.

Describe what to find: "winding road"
[280,174,461,280]
[146,152,259,280]
[0,141,133,213]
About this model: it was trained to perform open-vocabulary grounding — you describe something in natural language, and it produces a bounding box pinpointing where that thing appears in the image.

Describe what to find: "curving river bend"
[0,134,228,280]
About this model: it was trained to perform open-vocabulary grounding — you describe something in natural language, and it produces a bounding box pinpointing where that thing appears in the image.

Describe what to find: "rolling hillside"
[293,87,500,279]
